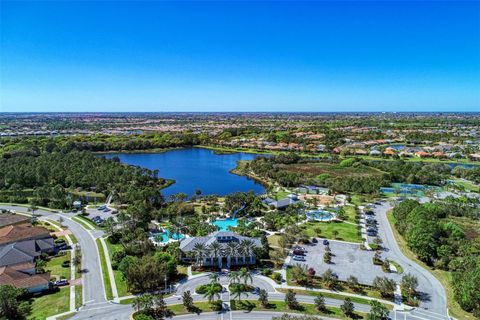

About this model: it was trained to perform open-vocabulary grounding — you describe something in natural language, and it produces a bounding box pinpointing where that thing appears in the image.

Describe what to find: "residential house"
[415,151,431,158]
[0,263,50,293]
[0,213,30,228]
[0,223,52,247]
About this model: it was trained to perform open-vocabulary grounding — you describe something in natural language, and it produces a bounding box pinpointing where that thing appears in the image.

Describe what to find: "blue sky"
[1,1,479,112]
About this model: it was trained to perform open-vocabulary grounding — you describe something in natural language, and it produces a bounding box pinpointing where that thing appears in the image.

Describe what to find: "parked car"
[97,205,106,210]
[54,279,69,286]
[293,249,305,256]
[311,238,318,243]
[293,255,306,261]
[323,239,329,246]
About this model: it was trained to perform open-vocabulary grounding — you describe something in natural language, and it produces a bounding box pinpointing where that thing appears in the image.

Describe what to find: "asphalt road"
[0,205,107,307]
[373,201,448,317]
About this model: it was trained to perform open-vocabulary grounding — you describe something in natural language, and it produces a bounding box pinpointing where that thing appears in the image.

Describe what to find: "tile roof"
[0,214,30,228]
[0,223,51,246]
[0,242,39,267]
[0,266,50,289]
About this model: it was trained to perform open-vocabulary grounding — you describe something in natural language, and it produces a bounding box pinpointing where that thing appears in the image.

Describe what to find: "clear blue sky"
[1,1,479,112]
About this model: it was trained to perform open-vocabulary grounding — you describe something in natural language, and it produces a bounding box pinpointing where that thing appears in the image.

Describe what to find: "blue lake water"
[104,148,266,198]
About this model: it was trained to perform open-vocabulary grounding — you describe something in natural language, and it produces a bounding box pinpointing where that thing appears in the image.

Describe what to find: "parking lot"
[287,240,401,285]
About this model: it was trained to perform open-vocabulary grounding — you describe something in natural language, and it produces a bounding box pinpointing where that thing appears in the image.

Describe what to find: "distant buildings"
[262,194,300,209]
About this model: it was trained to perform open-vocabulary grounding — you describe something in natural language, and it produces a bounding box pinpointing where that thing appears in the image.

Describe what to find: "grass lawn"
[46,251,71,281]
[387,260,404,274]
[28,287,70,320]
[75,285,83,308]
[166,302,218,315]
[451,179,479,192]
[105,238,130,297]
[72,216,95,230]
[387,212,475,320]
[231,300,367,319]
[343,205,358,222]
[300,220,362,243]
[96,238,113,300]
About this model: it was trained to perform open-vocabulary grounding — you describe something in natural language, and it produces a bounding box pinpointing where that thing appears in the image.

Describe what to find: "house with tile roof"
[0,213,30,228]
[0,263,50,293]
[0,223,51,246]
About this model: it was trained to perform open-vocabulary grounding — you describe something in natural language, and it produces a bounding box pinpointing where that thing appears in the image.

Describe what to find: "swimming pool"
[306,210,335,221]
[212,218,238,231]
[150,230,185,244]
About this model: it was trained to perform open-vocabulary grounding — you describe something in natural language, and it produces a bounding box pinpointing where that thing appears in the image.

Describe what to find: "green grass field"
[72,215,96,230]
[46,251,71,281]
[28,287,70,320]
[96,238,113,300]
[105,239,130,297]
[300,220,362,243]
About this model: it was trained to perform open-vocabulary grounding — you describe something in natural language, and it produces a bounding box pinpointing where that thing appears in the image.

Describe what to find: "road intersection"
[1,204,450,320]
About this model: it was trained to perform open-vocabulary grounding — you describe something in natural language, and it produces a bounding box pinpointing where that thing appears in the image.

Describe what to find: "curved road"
[0,205,108,309]
[374,201,448,317]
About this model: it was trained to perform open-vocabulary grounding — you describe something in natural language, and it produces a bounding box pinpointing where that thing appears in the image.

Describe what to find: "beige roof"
[0,224,51,246]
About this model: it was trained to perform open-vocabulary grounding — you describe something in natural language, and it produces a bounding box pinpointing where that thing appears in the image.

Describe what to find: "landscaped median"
[72,215,97,230]
[131,300,367,320]
[95,238,114,300]
[231,300,368,320]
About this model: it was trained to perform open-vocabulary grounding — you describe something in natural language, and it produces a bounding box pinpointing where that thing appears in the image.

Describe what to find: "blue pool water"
[306,210,335,221]
[104,148,266,197]
[152,230,185,243]
[212,218,238,231]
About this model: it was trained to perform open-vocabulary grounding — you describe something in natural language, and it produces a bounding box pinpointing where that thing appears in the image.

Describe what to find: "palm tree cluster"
[190,239,257,268]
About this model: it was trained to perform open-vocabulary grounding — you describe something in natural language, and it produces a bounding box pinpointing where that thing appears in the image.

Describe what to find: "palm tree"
[208,241,222,267]
[230,283,246,303]
[228,271,240,284]
[239,267,253,284]
[191,243,208,266]
[239,239,256,263]
[209,272,219,284]
[224,242,238,265]
[203,283,221,303]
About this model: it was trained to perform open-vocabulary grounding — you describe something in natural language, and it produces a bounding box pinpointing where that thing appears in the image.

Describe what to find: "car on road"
[251,287,260,294]
[323,239,329,245]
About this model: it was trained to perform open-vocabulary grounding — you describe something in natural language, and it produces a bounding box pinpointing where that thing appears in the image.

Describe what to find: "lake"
[104,148,266,198]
